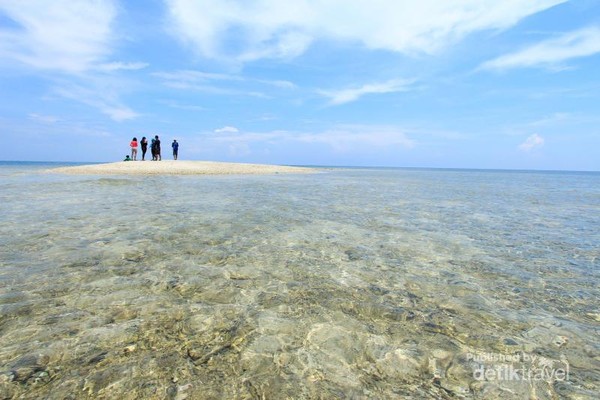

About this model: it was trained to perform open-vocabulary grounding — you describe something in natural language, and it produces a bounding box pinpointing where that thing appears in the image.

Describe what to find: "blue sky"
[0,0,599,170]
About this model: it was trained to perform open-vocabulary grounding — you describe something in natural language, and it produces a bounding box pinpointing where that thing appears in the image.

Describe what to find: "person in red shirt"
[130,137,138,161]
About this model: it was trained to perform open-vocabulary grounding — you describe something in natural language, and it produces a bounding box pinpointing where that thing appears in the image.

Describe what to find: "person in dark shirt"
[140,136,148,161]
[172,140,179,160]
[154,135,161,161]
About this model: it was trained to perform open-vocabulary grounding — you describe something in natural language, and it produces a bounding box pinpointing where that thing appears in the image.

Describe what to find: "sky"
[0,0,599,170]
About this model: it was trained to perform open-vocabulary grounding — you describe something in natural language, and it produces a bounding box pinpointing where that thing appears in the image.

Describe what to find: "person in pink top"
[130,137,138,161]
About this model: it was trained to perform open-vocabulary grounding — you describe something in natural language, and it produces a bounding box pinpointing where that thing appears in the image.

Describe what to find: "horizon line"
[1,160,598,174]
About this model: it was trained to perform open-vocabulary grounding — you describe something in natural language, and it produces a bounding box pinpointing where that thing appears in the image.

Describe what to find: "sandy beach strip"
[48,160,316,175]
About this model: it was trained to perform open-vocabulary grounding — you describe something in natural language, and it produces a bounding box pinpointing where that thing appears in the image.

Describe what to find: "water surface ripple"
[0,164,598,399]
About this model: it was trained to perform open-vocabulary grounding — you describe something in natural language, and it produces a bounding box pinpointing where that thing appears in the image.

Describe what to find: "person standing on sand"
[130,137,138,161]
[150,136,157,161]
[154,135,161,161]
[140,137,148,161]
[172,139,179,160]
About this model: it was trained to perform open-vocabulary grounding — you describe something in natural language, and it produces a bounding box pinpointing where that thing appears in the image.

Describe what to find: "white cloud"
[257,79,296,89]
[256,114,277,121]
[159,100,205,111]
[165,0,565,62]
[528,112,571,127]
[0,0,117,73]
[154,70,243,83]
[154,71,249,94]
[295,125,415,151]
[96,62,149,72]
[0,1,141,122]
[210,124,414,152]
[519,134,545,152]
[54,82,139,121]
[155,70,296,89]
[102,107,139,122]
[481,27,600,71]
[28,113,60,124]
[214,126,239,133]
[318,79,414,105]
[154,69,293,97]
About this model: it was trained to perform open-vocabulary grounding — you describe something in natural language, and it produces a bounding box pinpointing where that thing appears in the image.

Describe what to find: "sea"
[0,161,598,399]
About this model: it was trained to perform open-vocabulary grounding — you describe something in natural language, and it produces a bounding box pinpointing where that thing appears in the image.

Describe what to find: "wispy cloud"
[519,134,545,152]
[159,100,205,111]
[318,79,414,105]
[0,1,144,122]
[214,126,239,134]
[154,70,251,95]
[527,112,571,127]
[96,62,149,72]
[54,82,139,121]
[154,69,294,97]
[209,124,414,152]
[295,125,415,151]
[0,0,117,73]
[5,114,112,139]
[154,70,296,89]
[165,0,565,62]
[481,27,600,71]
[154,70,243,83]
[257,79,296,89]
[29,113,60,124]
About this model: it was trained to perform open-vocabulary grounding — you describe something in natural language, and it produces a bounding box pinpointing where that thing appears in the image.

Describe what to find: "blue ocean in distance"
[0,162,598,399]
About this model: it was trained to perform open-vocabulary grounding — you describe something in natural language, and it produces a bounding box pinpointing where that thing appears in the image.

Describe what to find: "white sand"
[48,160,316,175]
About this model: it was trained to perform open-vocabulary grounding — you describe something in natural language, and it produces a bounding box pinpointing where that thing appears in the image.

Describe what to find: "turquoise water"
[0,162,599,399]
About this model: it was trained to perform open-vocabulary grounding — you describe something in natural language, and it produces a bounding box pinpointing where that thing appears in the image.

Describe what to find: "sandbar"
[49,161,316,175]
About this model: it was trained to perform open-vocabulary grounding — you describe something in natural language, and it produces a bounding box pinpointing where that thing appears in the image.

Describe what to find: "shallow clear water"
[1,163,599,399]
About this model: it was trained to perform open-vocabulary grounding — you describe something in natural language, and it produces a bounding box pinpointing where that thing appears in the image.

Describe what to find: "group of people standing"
[126,136,179,161]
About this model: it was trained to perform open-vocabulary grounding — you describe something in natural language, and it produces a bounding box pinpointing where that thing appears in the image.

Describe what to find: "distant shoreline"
[46,160,317,175]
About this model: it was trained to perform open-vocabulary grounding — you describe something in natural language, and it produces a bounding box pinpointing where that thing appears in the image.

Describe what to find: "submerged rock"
[10,353,49,383]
